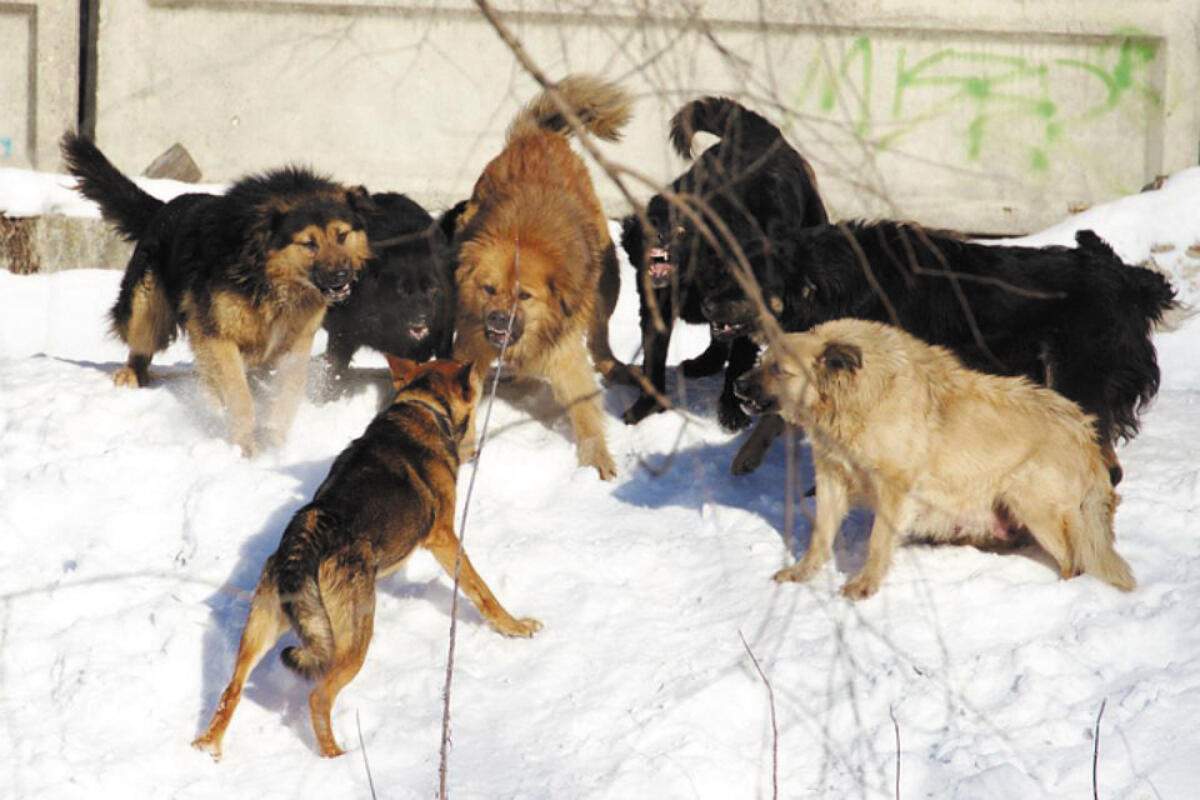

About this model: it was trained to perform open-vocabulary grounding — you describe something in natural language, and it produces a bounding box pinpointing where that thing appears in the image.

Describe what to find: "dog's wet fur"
[191,357,541,760]
[62,132,373,454]
[619,97,828,431]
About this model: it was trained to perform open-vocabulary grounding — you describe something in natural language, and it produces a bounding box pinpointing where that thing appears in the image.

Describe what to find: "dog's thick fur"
[322,192,454,382]
[192,357,541,760]
[451,75,632,479]
[619,97,828,429]
[62,132,373,454]
[723,221,1176,483]
[735,319,1136,599]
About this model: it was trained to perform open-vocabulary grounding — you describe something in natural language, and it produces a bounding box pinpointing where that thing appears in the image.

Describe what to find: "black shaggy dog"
[714,219,1176,484]
[322,192,455,384]
[62,132,373,455]
[619,97,828,429]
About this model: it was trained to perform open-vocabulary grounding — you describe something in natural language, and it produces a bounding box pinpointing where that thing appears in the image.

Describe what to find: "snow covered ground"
[2,171,1200,799]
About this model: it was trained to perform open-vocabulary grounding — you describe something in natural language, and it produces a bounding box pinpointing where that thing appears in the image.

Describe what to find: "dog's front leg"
[547,341,617,480]
[775,460,848,583]
[842,480,912,600]
[190,326,256,456]
[265,315,323,448]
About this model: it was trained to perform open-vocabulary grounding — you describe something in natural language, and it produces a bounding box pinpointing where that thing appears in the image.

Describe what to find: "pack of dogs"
[58,73,1177,758]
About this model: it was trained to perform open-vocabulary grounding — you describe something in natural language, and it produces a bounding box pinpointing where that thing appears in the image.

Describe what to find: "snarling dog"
[451,75,632,479]
[62,132,372,454]
[619,97,828,429]
[722,222,1176,483]
[736,319,1137,600]
[192,357,541,760]
[322,192,454,384]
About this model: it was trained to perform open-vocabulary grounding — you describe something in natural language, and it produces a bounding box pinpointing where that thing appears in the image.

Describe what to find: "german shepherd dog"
[735,319,1136,599]
[619,97,828,430]
[192,357,542,760]
[450,75,632,480]
[62,132,373,455]
[322,192,454,384]
[719,222,1176,484]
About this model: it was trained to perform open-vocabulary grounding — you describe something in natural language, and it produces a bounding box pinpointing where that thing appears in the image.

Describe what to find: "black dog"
[714,220,1176,484]
[619,97,827,429]
[322,192,455,383]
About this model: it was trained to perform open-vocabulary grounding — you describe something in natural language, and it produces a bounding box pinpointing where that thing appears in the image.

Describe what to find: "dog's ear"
[456,361,475,397]
[345,185,376,226]
[819,342,862,374]
[620,214,644,266]
[385,354,418,388]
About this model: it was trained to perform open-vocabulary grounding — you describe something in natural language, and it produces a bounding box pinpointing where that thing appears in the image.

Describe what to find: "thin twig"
[356,709,378,800]
[738,630,779,800]
[1092,697,1107,800]
[437,244,522,800]
[889,706,900,800]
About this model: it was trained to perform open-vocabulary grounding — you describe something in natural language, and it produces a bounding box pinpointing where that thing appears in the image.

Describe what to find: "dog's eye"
[482,284,497,296]
[301,239,318,252]
[518,290,532,301]
[336,230,349,245]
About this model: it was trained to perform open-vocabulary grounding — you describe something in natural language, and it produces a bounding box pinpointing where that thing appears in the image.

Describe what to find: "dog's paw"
[717,397,752,432]
[731,440,767,475]
[318,742,347,759]
[773,560,822,583]
[112,366,143,388]
[840,573,881,600]
[191,734,223,762]
[622,394,664,425]
[680,352,725,378]
[579,440,618,480]
[497,616,543,638]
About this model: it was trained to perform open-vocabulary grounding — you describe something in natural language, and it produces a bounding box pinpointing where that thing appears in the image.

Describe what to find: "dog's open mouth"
[408,324,429,341]
[648,247,674,288]
[710,320,752,341]
[318,281,354,303]
[484,325,517,348]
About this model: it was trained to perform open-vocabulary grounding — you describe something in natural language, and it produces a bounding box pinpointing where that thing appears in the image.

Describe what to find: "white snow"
[0,167,224,219]
[2,169,1199,798]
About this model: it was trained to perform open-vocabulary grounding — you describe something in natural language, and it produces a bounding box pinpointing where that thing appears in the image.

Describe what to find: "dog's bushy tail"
[1075,230,1177,440]
[275,506,338,680]
[669,96,785,159]
[61,132,163,242]
[507,74,632,143]
[1075,474,1136,591]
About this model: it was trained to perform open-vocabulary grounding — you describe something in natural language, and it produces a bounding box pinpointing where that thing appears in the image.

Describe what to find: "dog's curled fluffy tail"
[669,96,785,159]
[60,132,163,242]
[507,74,632,143]
[1076,474,1136,591]
[275,506,339,680]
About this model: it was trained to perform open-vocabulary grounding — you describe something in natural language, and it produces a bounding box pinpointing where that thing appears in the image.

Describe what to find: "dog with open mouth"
[322,192,454,385]
[63,132,373,454]
[450,75,633,480]
[618,96,827,430]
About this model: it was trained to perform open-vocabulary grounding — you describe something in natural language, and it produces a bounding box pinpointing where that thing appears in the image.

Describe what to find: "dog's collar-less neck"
[396,394,460,448]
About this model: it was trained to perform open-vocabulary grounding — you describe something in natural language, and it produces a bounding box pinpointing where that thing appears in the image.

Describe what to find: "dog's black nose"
[733,374,753,401]
[486,310,513,331]
[331,269,351,285]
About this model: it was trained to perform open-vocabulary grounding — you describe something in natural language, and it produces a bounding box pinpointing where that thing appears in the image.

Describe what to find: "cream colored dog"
[734,319,1136,600]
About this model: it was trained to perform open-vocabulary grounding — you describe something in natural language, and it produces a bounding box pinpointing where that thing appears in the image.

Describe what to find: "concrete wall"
[0,1,78,170]
[28,1,1200,232]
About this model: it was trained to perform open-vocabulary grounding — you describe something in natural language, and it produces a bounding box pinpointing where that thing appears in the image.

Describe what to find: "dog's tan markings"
[188,318,256,455]
[113,273,172,387]
[423,523,542,638]
[192,562,290,761]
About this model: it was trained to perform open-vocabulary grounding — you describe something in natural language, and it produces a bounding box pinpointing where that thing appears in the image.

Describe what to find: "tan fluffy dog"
[735,319,1136,599]
[451,75,631,480]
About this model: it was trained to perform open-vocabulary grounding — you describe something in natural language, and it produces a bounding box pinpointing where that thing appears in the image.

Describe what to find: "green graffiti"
[792,30,1162,174]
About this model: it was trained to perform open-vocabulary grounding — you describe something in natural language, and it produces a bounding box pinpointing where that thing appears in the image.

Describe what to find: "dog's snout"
[485,310,512,331]
[733,373,756,401]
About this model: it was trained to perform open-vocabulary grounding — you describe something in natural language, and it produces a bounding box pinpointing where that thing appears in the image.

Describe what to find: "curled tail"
[274,506,338,679]
[507,74,631,143]
[669,96,786,159]
[60,132,163,242]
[1075,474,1136,591]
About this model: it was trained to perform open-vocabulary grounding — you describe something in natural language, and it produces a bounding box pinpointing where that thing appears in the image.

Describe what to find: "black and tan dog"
[62,133,373,454]
[322,191,454,384]
[619,97,828,429]
[192,357,541,760]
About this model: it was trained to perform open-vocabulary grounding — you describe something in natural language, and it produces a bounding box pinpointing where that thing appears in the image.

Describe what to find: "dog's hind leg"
[424,523,542,638]
[192,563,290,761]
[588,243,635,386]
[307,553,376,758]
[112,268,172,388]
